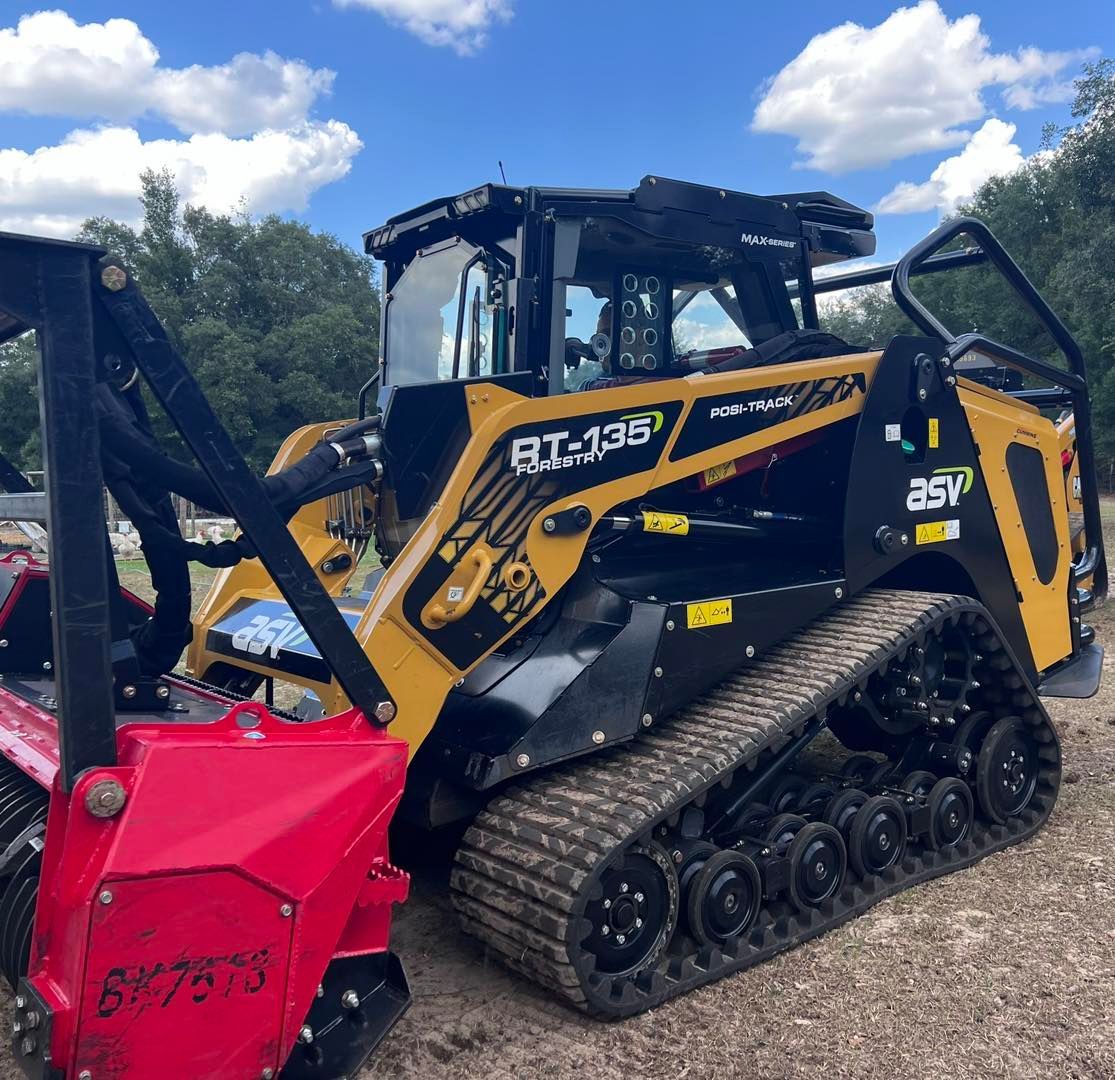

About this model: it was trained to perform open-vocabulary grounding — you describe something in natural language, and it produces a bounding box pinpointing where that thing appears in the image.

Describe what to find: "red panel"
[77,872,292,1079]
[26,701,409,1078]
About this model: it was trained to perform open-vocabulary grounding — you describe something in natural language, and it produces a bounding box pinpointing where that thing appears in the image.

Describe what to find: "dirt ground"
[366,662,1115,1080]
[5,551,1115,1079]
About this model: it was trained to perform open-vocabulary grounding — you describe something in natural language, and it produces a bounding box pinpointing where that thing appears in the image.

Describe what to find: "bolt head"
[156,685,170,700]
[653,666,663,678]
[99,890,113,905]
[341,989,360,1009]
[745,645,755,658]
[634,891,645,903]
[14,995,25,1009]
[42,661,51,672]
[20,1036,36,1056]
[101,265,127,292]
[122,685,136,699]
[602,898,611,909]
[0,639,7,648]
[79,1070,93,1080]
[634,917,643,928]
[515,752,530,768]
[918,388,928,401]
[592,730,605,745]
[280,903,293,917]
[299,1025,314,1044]
[834,586,844,599]
[373,700,396,724]
[666,620,675,631]
[261,1070,275,1080]
[542,517,557,533]
[600,924,609,936]
[616,933,626,945]
[85,778,126,819]
[641,713,653,728]
[11,1021,22,1036]
[24,1010,38,1030]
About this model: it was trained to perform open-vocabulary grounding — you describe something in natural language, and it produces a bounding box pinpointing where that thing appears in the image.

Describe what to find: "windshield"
[384,238,503,386]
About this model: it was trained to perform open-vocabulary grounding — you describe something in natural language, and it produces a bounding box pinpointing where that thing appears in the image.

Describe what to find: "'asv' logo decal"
[231,612,309,659]
[907,466,974,512]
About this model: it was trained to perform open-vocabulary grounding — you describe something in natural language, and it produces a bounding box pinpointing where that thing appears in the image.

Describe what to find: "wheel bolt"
[602,898,611,909]
[601,925,610,936]
[619,882,628,893]
[635,917,643,928]
[616,934,626,945]
[634,892,644,903]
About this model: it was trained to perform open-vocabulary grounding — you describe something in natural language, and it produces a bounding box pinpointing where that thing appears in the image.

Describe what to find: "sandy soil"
[4,560,1114,1079]
[365,656,1115,1080]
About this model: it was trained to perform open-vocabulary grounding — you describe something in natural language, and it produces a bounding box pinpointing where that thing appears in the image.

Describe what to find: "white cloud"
[752,1,1094,172]
[875,118,1025,214]
[334,0,512,55]
[0,11,360,238]
[674,317,749,352]
[0,123,362,237]
[0,11,334,136]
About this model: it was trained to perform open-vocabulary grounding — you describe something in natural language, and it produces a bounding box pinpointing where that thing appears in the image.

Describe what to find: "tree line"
[823,60,1115,478]
[0,169,380,472]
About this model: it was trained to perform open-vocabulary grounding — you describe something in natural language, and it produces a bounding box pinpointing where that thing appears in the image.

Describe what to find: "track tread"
[451,589,1060,1017]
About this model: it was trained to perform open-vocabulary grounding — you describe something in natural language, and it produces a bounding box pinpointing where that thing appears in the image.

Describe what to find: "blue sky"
[0,0,1111,279]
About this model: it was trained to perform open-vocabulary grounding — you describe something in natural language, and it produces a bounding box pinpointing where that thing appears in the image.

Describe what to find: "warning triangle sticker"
[691,607,708,626]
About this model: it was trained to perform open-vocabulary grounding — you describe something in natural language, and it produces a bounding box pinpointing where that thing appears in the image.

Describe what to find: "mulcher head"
[0,688,409,1080]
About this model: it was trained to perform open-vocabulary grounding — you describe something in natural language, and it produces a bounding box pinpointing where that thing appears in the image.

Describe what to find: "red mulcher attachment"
[0,233,412,1077]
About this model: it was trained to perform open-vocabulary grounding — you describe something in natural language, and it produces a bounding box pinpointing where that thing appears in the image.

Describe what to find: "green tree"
[70,168,381,470]
[819,59,1115,471]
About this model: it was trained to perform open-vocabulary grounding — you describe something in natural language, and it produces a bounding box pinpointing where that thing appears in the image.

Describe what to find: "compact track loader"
[0,177,1104,1077]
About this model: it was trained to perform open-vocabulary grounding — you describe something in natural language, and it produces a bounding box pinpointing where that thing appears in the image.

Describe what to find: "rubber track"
[450,589,1060,1017]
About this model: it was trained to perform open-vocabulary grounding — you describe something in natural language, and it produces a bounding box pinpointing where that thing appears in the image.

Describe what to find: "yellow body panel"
[185,419,369,689]
[191,354,878,753]
[959,383,1072,671]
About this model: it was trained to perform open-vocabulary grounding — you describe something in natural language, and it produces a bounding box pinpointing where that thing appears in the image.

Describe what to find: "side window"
[563,285,611,391]
[672,287,752,357]
[438,260,496,379]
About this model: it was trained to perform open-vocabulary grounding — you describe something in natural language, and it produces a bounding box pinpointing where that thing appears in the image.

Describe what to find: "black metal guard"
[0,235,118,789]
[94,275,394,721]
[891,216,1107,602]
[0,231,397,789]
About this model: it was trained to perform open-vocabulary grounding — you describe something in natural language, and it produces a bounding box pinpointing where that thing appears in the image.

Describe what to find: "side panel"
[962,385,1073,671]
[844,338,1041,679]
[186,419,369,687]
[347,353,878,755]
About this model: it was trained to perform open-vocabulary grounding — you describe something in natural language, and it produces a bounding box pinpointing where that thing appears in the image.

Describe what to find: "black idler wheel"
[823,788,868,837]
[976,716,1039,824]
[868,761,897,787]
[0,838,42,989]
[768,776,808,814]
[583,842,678,977]
[840,755,878,782]
[953,708,995,758]
[674,839,718,911]
[687,850,762,947]
[926,778,974,849]
[796,782,837,815]
[787,823,846,911]
[763,813,807,854]
[848,795,907,877]
[899,770,938,799]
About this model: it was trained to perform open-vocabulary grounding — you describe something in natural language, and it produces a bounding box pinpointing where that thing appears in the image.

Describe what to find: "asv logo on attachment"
[907,466,974,512]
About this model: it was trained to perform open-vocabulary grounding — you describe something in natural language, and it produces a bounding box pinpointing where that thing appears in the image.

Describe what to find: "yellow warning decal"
[915,518,960,545]
[687,598,733,629]
[928,418,940,449]
[642,510,690,536]
[703,460,738,487]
